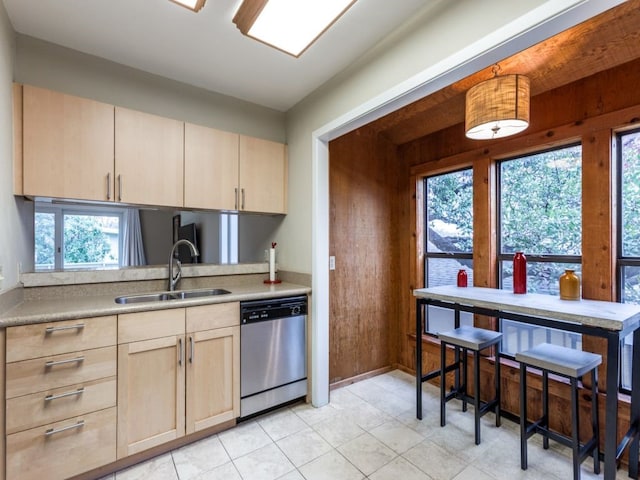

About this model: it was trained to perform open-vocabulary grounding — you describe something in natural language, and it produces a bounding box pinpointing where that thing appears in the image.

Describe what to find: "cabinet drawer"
[186,302,239,332]
[6,315,116,363]
[6,407,116,480]
[118,308,185,343]
[6,376,116,435]
[6,346,117,399]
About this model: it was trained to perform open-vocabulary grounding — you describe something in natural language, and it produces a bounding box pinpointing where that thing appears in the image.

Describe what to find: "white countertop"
[414,285,640,331]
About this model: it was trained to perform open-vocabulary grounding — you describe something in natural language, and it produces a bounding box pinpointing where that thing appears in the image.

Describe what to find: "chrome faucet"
[168,239,199,291]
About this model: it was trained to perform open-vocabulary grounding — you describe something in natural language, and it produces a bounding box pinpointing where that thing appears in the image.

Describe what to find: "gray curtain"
[122,209,147,266]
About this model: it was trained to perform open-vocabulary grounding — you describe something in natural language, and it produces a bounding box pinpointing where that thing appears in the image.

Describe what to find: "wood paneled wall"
[328,127,401,384]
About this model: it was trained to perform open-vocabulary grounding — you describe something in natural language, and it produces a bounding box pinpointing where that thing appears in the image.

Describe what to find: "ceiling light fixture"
[232,0,357,57]
[170,0,206,12]
[465,65,530,140]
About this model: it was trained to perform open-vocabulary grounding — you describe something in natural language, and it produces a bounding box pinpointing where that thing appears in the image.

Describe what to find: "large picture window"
[424,168,473,334]
[617,128,640,391]
[497,144,582,356]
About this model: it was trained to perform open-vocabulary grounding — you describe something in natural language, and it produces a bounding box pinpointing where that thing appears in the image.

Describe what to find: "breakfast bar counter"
[414,285,640,480]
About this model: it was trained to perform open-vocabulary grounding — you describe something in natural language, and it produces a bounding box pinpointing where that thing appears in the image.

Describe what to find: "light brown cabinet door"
[184,123,239,210]
[186,326,240,434]
[239,135,287,214]
[115,107,184,207]
[22,85,115,201]
[117,335,186,459]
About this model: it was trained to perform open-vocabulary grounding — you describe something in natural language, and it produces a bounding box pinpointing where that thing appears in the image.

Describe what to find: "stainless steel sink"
[115,288,231,304]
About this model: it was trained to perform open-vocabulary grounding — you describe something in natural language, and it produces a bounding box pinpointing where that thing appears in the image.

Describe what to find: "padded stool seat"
[438,326,503,445]
[516,343,601,480]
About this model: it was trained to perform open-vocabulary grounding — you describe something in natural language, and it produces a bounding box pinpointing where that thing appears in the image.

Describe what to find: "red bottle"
[513,251,527,294]
[457,269,468,287]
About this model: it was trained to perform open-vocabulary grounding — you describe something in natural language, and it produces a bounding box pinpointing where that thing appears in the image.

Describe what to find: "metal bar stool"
[438,325,503,445]
[516,343,601,480]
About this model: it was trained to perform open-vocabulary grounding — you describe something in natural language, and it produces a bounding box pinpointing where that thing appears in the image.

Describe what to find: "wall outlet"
[329,256,336,270]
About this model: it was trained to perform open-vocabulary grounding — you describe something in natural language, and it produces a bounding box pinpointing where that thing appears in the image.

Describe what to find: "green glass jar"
[559,269,580,300]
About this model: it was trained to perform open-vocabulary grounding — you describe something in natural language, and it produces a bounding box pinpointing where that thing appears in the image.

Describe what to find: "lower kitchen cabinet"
[117,334,186,458]
[4,316,118,480]
[117,303,240,458]
[186,325,240,434]
[1,303,242,478]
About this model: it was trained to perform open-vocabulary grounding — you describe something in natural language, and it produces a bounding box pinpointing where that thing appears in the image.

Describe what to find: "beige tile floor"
[100,370,630,480]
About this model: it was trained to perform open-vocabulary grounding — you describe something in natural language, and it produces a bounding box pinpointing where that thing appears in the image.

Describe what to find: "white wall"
[278,0,578,275]
[0,2,32,293]
[14,35,286,143]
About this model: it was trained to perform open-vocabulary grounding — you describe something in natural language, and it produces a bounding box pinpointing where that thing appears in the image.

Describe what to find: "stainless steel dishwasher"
[240,295,308,418]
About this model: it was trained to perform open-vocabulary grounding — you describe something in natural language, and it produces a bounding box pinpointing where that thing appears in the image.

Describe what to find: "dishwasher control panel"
[240,295,308,324]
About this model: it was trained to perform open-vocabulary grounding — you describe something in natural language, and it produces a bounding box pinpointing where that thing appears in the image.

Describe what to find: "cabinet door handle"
[106,172,111,200]
[45,323,85,334]
[45,420,85,436]
[117,174,122,202]
[241,188,245,210]
[235,187,238,210]
[45,356,84,368]
[45,387,85,402]
[178,338,183,366]
[189,336,194,363]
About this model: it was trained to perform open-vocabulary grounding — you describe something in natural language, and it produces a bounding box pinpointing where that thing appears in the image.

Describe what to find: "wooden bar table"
[414,285,640,480]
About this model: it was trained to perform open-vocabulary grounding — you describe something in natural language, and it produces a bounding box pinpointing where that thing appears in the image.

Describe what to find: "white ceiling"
[2,0,430,111]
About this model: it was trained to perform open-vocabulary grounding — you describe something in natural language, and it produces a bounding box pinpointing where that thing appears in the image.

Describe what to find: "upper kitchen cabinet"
[184,123,239,210]
[239,136,287,214]
[115,107,184,208]
[22,85,115,202]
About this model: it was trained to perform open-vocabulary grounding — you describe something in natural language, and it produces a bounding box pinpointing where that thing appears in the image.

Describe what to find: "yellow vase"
[559,269,580,300]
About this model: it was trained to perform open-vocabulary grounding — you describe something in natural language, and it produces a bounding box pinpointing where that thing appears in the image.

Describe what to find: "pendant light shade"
[465,74,530,140]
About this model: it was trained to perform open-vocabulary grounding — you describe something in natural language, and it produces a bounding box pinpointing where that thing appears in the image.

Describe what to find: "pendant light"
[465,65,530,140]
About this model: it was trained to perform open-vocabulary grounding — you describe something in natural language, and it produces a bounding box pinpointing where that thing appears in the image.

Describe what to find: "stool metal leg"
[592,368,600,475]
[474,349,481,445]
[462,347,468,413]
[495,350,501,427]
[520,363,528,470]
[570,376,580,480]
[543,370,549,450]
[440,341,447,427]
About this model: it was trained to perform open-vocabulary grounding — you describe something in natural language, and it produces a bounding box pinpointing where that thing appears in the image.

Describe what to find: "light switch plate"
[329,256,336,270]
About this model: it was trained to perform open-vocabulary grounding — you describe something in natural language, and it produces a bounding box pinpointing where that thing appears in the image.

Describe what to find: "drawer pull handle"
[45,356,85,368]
[189,336,194,363]
[45,420,85,436]
[45,324,85,334]
[45,387,85,402]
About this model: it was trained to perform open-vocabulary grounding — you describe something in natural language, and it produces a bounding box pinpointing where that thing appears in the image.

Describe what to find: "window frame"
[423,167,474,336]
[35,201,126,271]
[495,143,583,358]
[496,142,583,286]
[615,126,640,394]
